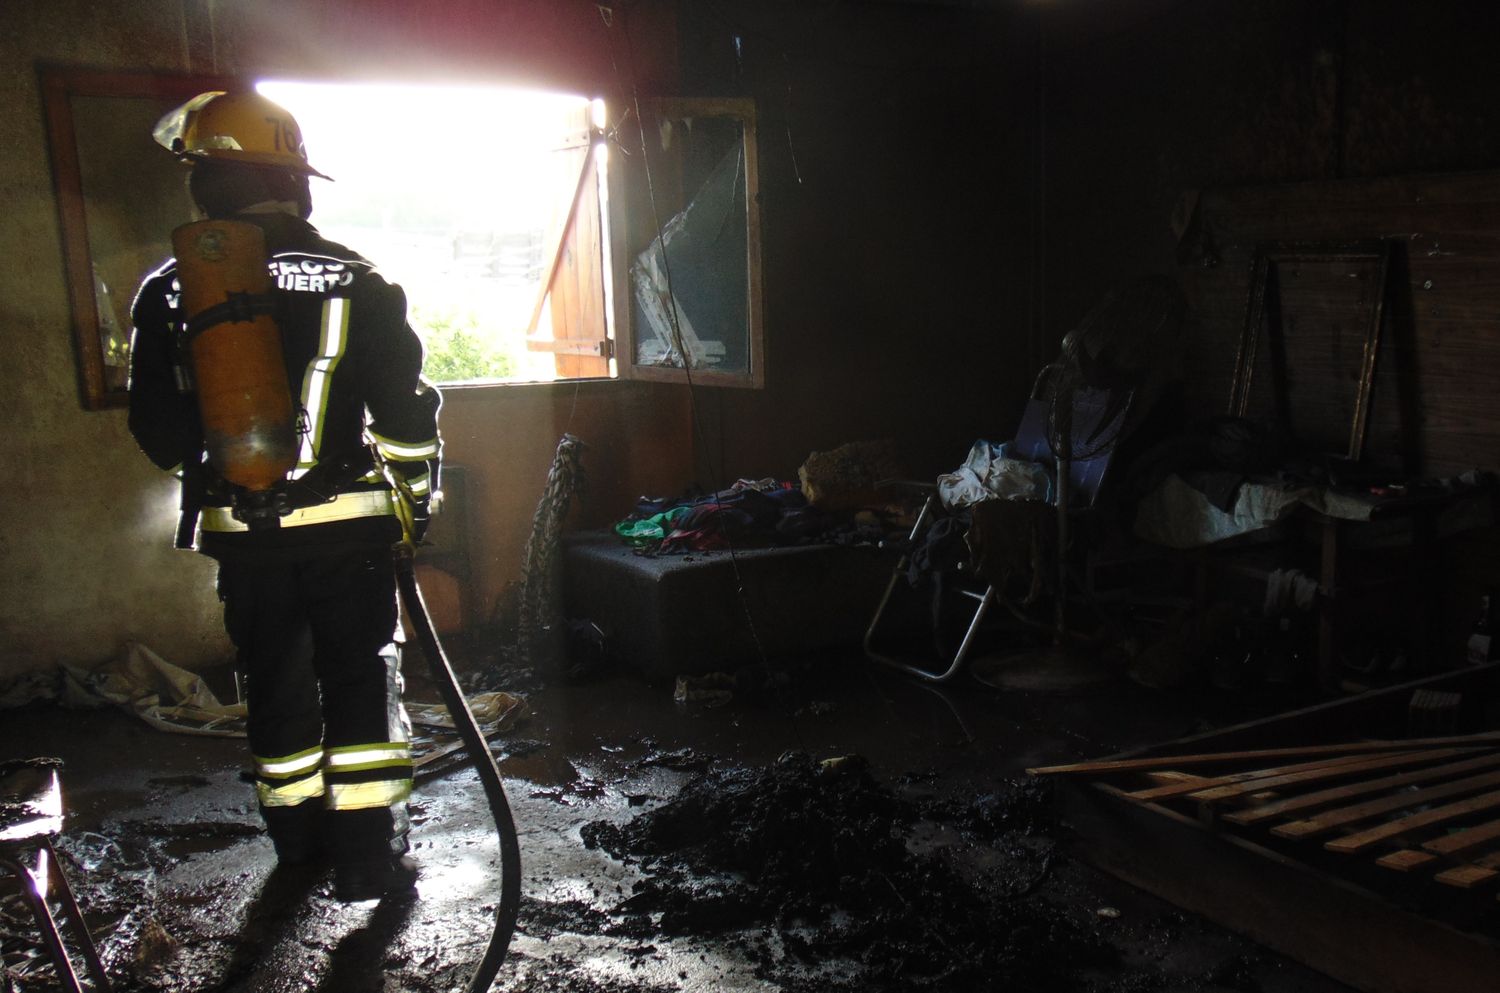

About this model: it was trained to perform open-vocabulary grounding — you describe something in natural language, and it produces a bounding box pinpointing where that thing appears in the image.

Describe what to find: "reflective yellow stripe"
[257,774,326,808]
[326,743,411,773]
[295,297,350,474]
[200,490,396,532]
[327,779,412,811]
[255,747,324,779]
[370,431,440,461]
[404,473,431,497]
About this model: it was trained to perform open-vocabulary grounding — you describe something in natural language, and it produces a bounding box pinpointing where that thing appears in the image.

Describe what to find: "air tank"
[171,219,296,493]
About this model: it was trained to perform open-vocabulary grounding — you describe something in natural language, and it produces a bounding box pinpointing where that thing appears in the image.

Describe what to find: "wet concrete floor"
[0,649,1357,993]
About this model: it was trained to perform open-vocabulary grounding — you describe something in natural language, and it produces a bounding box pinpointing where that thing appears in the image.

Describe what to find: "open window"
[43,71,765,405]
[614,97,764,389]
[259,80,615,386]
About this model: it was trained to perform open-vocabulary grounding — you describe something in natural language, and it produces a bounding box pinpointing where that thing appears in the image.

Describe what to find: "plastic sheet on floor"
[59,641,246,737]
[406,692,527,733]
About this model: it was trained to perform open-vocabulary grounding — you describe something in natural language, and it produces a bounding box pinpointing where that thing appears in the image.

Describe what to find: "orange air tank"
[171,219,297,493]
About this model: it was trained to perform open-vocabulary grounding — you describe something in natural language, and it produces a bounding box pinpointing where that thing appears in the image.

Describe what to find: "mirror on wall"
[619,97,764,389]
[41,67,238,410]
[1231,240,1394,463]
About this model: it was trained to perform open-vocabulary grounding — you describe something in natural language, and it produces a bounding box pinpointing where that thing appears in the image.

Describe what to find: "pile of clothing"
[613,478,883,554]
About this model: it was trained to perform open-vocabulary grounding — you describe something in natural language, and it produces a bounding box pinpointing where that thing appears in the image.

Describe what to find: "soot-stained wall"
[669,1,1044,487]
[1040,0,1500,466]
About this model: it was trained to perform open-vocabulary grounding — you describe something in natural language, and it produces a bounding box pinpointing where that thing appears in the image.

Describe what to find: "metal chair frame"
[863,492,998,683]
[0,763,113,993]
[864,382,1128,684]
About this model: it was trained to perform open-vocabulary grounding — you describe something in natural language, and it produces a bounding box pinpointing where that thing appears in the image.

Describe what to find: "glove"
[384,455,438,546]
[411,497,432,544]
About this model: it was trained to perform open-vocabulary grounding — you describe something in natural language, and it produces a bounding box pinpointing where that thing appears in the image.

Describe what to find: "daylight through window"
[258,80,613,386]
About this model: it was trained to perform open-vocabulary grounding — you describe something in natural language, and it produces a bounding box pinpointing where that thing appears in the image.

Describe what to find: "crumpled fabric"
[937,440,1053,510]
[660,491,778,552]
[60,641,248,737]
[906,515,972,585]
[632,479,784,517]
[407,692,526,732]
[1263,568,1319,616]
[615,482,812,553]
[615,507,692,547]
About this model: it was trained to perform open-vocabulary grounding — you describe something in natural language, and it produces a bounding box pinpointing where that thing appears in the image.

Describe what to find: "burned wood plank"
[1056,779,1500,993]
[1436,866,1495,889]
[1026,731,1500,778]
[1375,849,1437,872]
[1274,767,1500,840]
[1124,751,1402,801]
[1423,817,1500,857]
[1144,770,1213,786]
[1225,751,1500,826]
[1324,790,1500,854]
[1189,749,1486,805]
[1434,854,1500,890]
[1142,770,1279,823]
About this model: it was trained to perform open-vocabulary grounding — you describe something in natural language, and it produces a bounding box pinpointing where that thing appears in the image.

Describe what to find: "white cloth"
[937,440,1053,509]
[60,642,248,737]
[1133,474,1378,549]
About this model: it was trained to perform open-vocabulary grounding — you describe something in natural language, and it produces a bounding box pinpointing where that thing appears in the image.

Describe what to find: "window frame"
[40,65,240,411]
[612,96,765,390]
[43,69,766,404]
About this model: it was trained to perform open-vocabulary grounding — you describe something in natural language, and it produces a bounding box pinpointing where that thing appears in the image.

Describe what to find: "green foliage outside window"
[411,305,517,384]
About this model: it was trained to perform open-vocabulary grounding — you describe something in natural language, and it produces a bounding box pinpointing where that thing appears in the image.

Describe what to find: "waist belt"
[200,489,397,533]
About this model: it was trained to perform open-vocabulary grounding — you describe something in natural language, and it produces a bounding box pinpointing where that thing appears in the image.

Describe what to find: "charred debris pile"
[581,752,1114,992]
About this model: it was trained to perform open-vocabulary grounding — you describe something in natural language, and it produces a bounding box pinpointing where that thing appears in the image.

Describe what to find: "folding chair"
[863,382,1128,682]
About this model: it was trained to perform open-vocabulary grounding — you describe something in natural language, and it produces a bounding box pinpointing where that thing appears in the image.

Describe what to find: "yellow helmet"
[153,90,331,179]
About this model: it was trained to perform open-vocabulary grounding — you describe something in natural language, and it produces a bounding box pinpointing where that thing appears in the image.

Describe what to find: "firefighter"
[127,90,440,902]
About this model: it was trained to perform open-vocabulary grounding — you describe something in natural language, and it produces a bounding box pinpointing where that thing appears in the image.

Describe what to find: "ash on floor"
[1,651,1353,993]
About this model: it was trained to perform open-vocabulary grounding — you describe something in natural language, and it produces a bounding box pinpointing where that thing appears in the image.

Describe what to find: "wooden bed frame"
[1042,663,1500,993]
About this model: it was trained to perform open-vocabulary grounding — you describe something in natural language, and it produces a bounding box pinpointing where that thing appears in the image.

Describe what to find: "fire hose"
[390,480,521,992]
[394,545,521,992]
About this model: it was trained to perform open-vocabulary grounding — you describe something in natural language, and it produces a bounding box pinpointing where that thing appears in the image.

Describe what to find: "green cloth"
[614,507,691,547]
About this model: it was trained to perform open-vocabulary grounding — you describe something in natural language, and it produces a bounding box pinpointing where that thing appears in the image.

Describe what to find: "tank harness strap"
[182,291,281,343]
[200,489,398,533]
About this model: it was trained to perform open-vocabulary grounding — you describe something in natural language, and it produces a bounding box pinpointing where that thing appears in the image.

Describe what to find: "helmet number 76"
[265,116,300,154]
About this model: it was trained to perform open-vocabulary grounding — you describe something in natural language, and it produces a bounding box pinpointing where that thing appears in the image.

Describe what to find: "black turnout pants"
[217,547,413,865]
